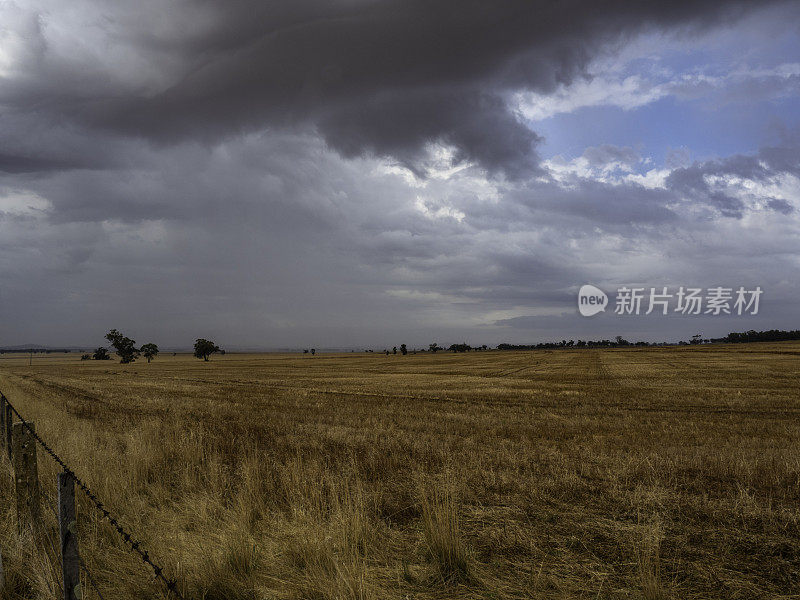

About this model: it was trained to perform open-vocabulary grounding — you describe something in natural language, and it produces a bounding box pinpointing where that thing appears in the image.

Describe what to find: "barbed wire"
[0,392,184,599]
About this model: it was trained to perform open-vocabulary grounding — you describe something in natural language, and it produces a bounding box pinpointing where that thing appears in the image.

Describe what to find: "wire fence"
[0,390,184,599]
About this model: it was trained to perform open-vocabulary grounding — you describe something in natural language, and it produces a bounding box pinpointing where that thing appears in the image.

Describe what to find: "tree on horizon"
[141,343,159,363]
[92,347,110,360]
[194,339,221,361]
[105,329,139,364]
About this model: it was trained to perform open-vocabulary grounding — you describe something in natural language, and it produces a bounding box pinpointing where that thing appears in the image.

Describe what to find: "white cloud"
[624,169,671,190]
[702,172,799,213]
[414,196,465,222]
[515,75,667,121]
[0,189,51,216]
[543,145,649,186]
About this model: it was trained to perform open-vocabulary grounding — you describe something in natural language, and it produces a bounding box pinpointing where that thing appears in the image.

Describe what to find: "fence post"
[4,403,11,460]
[12,422,41,532]
[58,471,81,600]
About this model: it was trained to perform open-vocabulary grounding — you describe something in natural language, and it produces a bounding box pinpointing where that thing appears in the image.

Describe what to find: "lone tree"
[194,339,220,361]
[400,343,407,355]
[140,343,159,363]
[92,347,110,360]
[105,329,139,363]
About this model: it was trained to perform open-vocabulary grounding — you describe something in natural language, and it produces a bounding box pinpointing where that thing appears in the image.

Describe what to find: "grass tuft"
[419,475,473,583]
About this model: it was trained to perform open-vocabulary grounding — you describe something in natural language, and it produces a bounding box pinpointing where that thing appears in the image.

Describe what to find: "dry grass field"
[0,343,798,599]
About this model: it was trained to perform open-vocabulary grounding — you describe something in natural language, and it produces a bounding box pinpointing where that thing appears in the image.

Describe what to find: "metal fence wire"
[0,391,184,599]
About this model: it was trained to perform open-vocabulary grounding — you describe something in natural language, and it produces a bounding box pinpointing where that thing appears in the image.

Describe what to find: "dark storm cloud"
[316,91,543,178]
[0,152,85,174]
[1,0,778,177]
[1,1,798,349]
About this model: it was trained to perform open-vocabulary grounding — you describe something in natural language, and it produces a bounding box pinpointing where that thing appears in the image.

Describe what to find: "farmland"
[0,344,798,599]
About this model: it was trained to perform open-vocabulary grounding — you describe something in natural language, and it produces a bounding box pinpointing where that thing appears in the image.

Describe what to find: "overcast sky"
[1,0,799,349]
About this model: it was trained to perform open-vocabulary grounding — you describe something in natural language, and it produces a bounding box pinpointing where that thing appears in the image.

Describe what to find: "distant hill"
[0,344,88,353]
[0,344,49,351]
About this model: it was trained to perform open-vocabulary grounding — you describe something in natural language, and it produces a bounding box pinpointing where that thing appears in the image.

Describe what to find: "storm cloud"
[0,0,798,348]
[0,0,779,176]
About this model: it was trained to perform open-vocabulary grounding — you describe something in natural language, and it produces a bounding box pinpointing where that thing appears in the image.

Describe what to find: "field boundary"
[0,390,183,599]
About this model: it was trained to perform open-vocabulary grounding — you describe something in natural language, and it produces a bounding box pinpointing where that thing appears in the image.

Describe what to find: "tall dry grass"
[0,343,796,598]
[418,474,472,584]
[635,515,666,600]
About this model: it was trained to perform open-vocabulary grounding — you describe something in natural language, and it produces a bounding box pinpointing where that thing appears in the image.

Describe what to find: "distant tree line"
[721,329,800,343]
[312,329,800,355]
[497,336,647,350]
[446,343,489,352]
[362,342,492,354]
[497,329,800,350]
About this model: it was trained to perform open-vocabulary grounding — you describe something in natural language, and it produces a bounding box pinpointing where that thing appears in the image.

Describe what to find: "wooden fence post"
[12,422,41,532]
[4,404,12,460]
[58,471,81,600]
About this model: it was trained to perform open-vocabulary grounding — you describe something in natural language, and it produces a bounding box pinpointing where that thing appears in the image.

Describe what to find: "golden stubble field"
[0,343,798,599]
